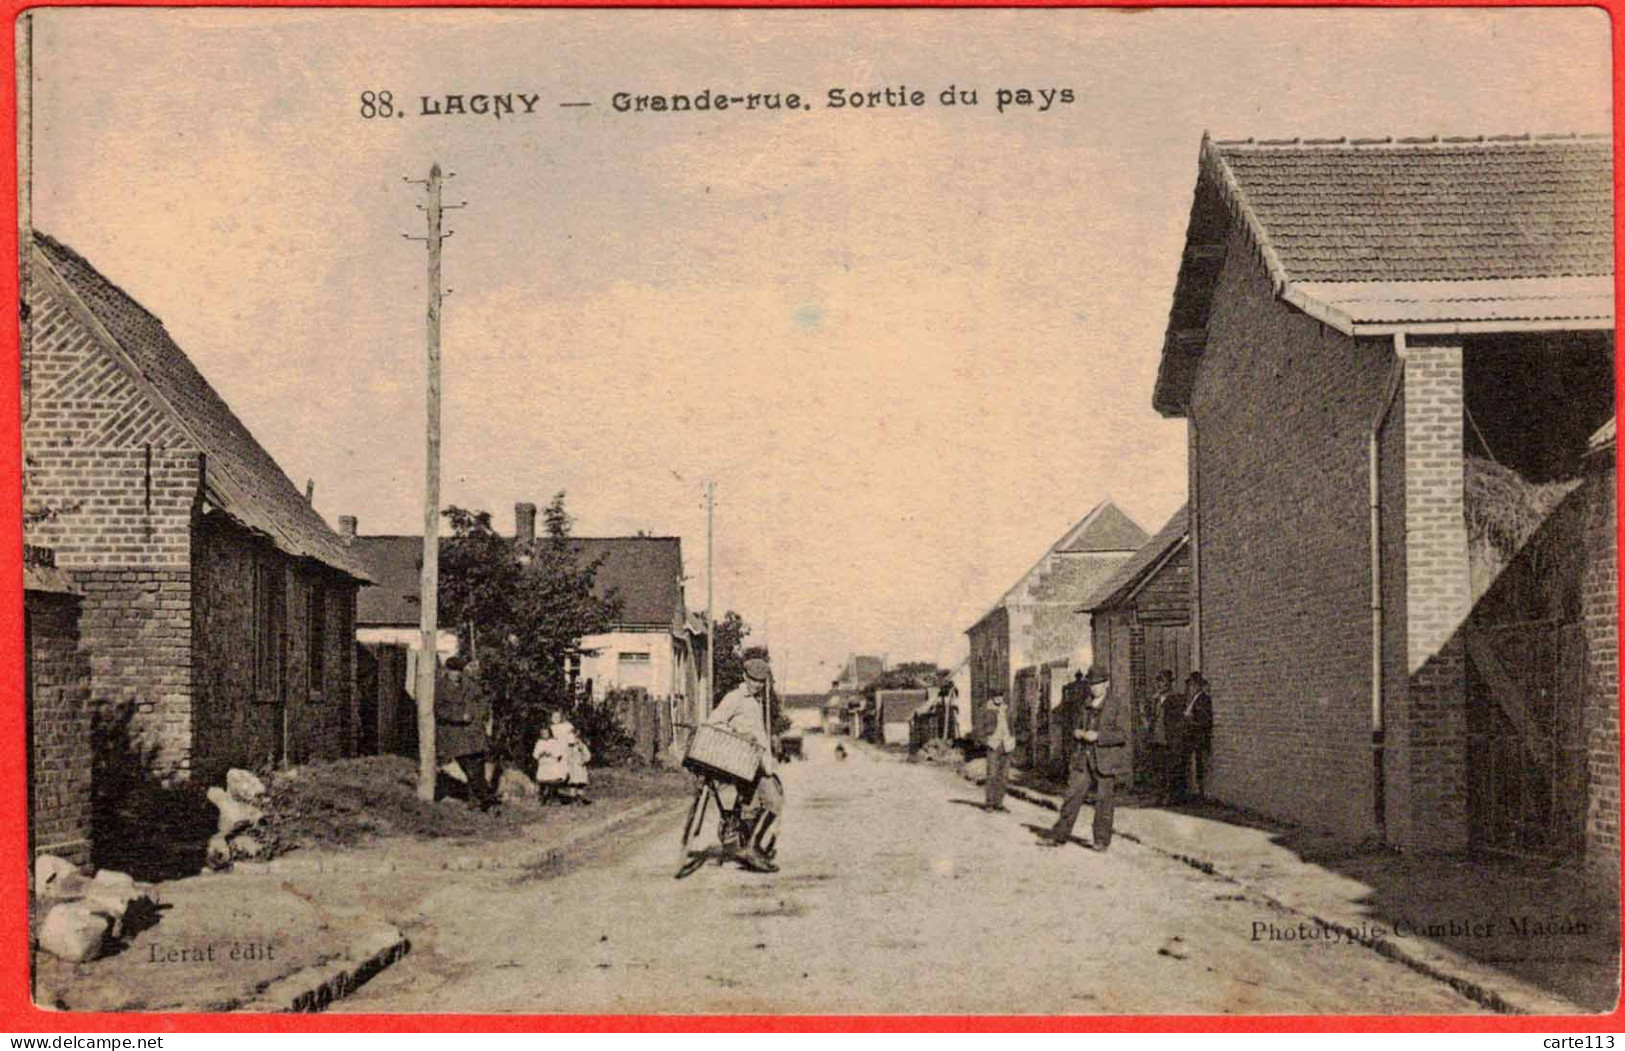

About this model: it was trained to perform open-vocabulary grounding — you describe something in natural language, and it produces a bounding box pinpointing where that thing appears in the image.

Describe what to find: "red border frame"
[1,0,1622,1032]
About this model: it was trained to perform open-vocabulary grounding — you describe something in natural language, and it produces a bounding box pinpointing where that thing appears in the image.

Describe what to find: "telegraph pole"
[408,162,450,802]
[705,480,715,717]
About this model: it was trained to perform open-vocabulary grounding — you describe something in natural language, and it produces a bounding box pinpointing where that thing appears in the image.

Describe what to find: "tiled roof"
[1154,135,1615,416]
[968,500,1147,632]
[353,533,683,629]
[1081,505,1188,612]
[1216,136,1613,283]
[879,689,930,722]
[1055,500,1149,553]
[35,233,371,582]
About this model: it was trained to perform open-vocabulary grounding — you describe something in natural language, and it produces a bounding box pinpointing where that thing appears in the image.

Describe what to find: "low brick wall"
[27,585,93,864]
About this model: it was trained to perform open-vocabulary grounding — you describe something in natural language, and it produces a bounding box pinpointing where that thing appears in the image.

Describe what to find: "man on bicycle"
[707,657,782,872]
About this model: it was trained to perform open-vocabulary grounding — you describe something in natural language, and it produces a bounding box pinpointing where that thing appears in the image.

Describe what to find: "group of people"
[432,654,592,810]
[977,666,1214,852]
[1144,670,1213,805]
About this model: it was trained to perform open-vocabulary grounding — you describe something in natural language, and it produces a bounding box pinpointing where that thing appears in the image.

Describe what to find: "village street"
[335,736,1481,1016]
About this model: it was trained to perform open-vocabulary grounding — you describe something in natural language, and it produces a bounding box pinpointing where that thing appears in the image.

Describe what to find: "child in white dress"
[532,723,570,805]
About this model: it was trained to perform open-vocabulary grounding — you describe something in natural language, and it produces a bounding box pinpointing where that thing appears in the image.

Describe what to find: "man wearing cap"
[706,657,781,872]
[435,654,498,811]
[980,693,1016,812]
[1036,665,1129,851]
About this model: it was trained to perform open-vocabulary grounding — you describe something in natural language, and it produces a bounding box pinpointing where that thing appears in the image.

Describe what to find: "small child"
[533,723,569,805]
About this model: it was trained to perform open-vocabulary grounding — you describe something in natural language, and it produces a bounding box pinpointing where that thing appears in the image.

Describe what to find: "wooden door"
[1466,620,1587,858]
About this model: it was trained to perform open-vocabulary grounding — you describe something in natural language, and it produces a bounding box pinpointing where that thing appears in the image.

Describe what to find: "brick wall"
[1024,552,1126,669]
[25,274,203,780]
[967,606,1010,734]
[1583,458,1620,884]
[191,514,361,782]
[1378,385,1410,844]
[1397,344,1471,852]
[1188,222,1394,840]
[26,588,93,864]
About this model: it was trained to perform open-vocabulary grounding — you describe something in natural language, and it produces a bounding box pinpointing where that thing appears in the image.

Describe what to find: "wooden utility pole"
[705,480,715,717]
[413,162,446,802]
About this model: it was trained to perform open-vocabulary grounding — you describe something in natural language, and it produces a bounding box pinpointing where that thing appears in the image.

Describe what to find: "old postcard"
[17,6,1621,1017]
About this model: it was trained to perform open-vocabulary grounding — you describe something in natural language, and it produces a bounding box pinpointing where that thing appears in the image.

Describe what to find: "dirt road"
[337,735,1482,1015]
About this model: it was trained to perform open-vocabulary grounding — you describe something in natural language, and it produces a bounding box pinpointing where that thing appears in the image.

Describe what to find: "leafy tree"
[743,644,793,738]
[439,493,626,764]
[709,610,750,701]
[706,613,791,738]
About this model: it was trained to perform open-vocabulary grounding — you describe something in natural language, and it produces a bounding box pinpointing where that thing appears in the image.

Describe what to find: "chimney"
[305,479,315,504]
[338,515,358,541]
[515,502,537,545]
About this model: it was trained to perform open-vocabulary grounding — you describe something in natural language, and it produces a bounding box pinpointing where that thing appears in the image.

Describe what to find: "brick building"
[965,500,1146,740]
[24,546,93,863]
[22,233,373,791]
[1082,505,1191,789]
[1152,134,1615,865]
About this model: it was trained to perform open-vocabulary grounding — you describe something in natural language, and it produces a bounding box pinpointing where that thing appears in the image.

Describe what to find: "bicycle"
[674,721,782,878]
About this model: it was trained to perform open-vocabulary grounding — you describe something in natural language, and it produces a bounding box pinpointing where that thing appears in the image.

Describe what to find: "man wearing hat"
[1037,665,1129,851]
[706,657,781,872]
[435,654,498,811]
[1180,671,1214,802]
[980,693,1016,812]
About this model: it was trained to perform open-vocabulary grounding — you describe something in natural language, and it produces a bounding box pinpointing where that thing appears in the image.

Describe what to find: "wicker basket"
[683,723,764,784]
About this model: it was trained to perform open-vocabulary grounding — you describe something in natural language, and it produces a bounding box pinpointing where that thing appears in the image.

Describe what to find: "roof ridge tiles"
[1213,132,1608,151]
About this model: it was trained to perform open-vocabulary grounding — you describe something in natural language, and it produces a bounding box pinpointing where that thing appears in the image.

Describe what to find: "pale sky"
[29,8,1611,690]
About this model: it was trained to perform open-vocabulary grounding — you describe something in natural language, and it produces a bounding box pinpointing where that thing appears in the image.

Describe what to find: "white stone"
[228,832,264,859]
[497,767,536,801]
[33,855,86,901]
[38,902,110,962]
[34,854,79,893]
[961,757,988,784]
[208,786,265,837]
[206,834,233,870]
[90,868,135,890]
[226,768,267,802]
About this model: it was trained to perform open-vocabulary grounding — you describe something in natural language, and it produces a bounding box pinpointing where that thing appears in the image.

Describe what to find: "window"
[307,581,326,693]
[253,558,283,702]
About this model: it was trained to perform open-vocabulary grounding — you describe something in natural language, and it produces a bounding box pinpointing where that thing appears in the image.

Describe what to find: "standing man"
[1143,669,1184,804]
[981,694,1016,812]
[436,654,498,811]
[1036,666,1129,851]
[1182,671,1214,801]
[706,657,781,872]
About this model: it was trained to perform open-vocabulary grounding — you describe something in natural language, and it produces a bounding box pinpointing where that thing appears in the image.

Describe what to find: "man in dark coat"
[1036,665,1129,851]
[436,655,497,810]
[1181,671,1214,801]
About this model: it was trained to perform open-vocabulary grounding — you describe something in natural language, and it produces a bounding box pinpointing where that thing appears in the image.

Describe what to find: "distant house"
[22,233,373,795]
[1152,133,1615,873]
[1080,505,1191,789]
[351,503,702,730]
[965,500,1147,746]
[781,694,827,733]
[834,654,885,692]
[878,688,929,746]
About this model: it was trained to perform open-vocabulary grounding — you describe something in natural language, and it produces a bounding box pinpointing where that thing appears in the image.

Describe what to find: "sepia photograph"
[15,5,1621,1018]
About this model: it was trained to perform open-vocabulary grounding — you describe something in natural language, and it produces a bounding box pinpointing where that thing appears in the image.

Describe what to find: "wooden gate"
[1465,620,1588,858]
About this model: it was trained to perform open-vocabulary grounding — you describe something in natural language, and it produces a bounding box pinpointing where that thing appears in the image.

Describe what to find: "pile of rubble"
[205,768,276,869]
[32,857,159,963]
[914,737,966,766]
